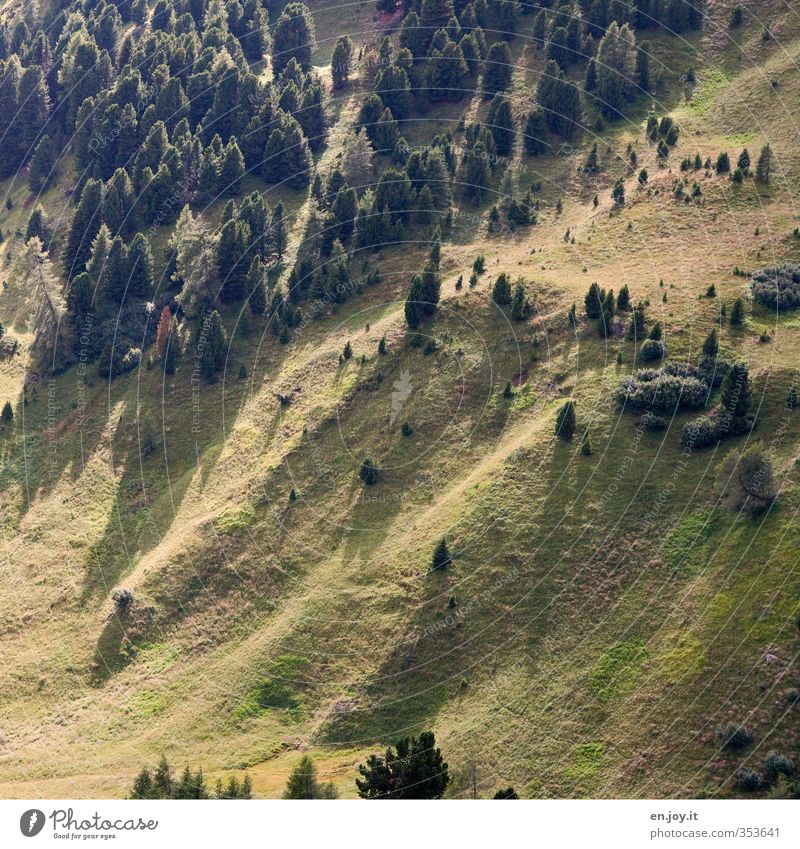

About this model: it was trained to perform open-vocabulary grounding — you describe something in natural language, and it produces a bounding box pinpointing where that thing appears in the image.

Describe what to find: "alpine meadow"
[0,0,800,805]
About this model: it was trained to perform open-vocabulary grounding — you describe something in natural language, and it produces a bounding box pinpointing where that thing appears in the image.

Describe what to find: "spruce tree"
[64,179,103,279]
[555,400,576,439]
[28,134,56,192]
[584,281,604,319]
[617,284,631,312]
[626,301,647,340]
[272,3,316,73]
[720,361,751,421]
[511,280,529,320]
[492,272,512,305]
[486,93,515,156]
[432,537,451,570]
[730,297,745,326]
[755,144,772,184]
[126,234,154,299]
[702,328,719,358]
[482,41,512,98]
[200,310,227,380]
[331,36,354,89]
[524,107,548,155]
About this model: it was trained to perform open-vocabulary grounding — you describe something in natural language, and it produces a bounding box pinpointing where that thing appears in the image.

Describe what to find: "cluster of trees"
[131,755,252,799]
[356,731,449,799]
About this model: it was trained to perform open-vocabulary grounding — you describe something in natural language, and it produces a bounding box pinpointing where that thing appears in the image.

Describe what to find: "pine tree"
[432,537,451,570]
[611,179,625,206]
[64,179,103,279]
[28,134,56,192]
[492,272,512,305]
[720,361,751,420]
[755,144,772,184]
[617,284,631,312]
[536,60,581,137]
[555,400,576,439]
[272,3,316,73]
[219,140,245,196]
[272,201,287,257]
[626,301,647,340]
[729,297,745,326]
[126,234,154,299]
[511,280,529,320]
[584,281,604,319]
[486,93,515,156]
[25,205,50,244]
[200,310,227,380]
[246,256,267,314]
[331,36,354,89]
[524,107,548,156]
[702,328,719,358]
[359,457,380,485]
[356,732,449,799]
[482,41,513,98]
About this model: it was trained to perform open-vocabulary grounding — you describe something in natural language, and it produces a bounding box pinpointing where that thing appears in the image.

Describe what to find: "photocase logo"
[390,369,413,426]
[19,809,45,837]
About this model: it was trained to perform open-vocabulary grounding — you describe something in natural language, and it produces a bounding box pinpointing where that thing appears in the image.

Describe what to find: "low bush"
[735,767,763,792]
[718,723,751,751]
[616,373,708,411]
[639,412,666,431]
[764,752,794,785]
[682,416,718,448]
[640,339,666,362]
[751,264,800,311]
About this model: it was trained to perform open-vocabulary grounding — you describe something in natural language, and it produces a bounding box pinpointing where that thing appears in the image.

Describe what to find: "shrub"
[764,752,794,785]
[616,373,708,412]
[639,412,666,431]
[359,458,379,485]
[682,416,717,448]
[718,723,751,751]
[723,443,777,510]
[640,339,666,362]
[493,787,519,799]
[751,264,800,311]
[112,588,134,611]
[735,767,763,793]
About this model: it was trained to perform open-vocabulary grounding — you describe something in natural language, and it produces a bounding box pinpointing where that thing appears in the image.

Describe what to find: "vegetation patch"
[591,641,647,702]
[213,502,257,533]
[661,510,720,574]
[654,632,706,685]
[564,742,605,781]
[232,655,310,723]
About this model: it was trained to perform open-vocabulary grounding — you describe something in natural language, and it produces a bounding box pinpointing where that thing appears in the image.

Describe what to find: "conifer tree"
[730,297,745,326]
[702,328,719,358]
[511,280,529,320]
[486,93,515,156]
[272,3,316,73]
[492,272,512,305]
[28,134,57,192]
[332,36,354,89]
[432,537,451,570]
[64,179,103,279]
[584,281,604,319]
[523,107,548,156]
[755,144,772,184]
[200,310,227,380]
[555,399,576,439]
[482,41,513,98]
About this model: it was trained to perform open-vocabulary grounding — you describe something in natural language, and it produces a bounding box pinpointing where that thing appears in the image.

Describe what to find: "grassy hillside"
[0,0,799,799]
